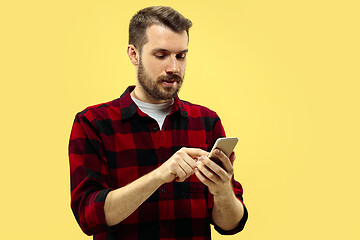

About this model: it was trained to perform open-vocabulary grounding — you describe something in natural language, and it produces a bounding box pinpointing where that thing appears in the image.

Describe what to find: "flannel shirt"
[69,86,248,240]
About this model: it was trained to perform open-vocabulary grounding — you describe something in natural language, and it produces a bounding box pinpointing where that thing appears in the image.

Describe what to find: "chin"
[163,87,179,97]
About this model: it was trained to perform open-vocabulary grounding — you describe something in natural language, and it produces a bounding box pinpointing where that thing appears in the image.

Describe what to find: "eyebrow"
[151,48,188,54]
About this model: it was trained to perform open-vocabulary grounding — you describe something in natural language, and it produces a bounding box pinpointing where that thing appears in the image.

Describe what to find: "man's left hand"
[194,149,235,196]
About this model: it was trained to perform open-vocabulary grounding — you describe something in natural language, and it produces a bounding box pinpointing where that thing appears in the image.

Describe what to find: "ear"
[127,44,139,66]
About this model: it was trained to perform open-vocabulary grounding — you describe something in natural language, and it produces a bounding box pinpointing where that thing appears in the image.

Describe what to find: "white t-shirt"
[131,96,174,129]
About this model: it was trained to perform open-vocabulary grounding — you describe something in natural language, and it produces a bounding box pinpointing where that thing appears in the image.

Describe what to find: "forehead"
[143,25,188,52]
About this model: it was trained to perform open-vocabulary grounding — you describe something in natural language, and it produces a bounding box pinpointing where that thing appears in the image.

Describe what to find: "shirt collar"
[119,86,189,121]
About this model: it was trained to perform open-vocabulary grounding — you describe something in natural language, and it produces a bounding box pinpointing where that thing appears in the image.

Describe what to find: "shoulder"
[76,98,121,123]
[179,99,220,119]
[178,99,226,139]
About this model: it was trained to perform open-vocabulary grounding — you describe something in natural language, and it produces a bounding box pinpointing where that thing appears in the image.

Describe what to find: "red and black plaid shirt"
[69,86,248,240]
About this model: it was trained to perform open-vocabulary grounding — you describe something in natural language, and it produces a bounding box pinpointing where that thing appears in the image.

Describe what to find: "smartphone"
[208,137,238,162]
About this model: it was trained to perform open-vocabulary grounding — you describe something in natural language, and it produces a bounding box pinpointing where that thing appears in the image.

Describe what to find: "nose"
[165,55,181,74]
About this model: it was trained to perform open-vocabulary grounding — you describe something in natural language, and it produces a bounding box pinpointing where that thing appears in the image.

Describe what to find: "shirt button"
[161,188,167,193]
[152,127,157,133]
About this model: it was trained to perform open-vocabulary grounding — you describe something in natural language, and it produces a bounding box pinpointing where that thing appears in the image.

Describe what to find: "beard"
[137,59,183,101]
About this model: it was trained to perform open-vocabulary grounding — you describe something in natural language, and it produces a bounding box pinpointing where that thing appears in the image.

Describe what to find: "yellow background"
[1,0,359,239]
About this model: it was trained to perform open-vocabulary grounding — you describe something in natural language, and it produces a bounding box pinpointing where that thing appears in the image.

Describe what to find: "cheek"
[144,59,165,71]
[143,59,164,76]
[180,62,187,75]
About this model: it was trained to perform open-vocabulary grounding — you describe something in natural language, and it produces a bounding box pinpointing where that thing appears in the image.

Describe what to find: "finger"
[182,147,209,159]
[172,154,196,181]
[196,160,222,183]
[172,165,187,182]
[181,152,197,169]
[213,149,234,174]
[229,151,236,164]
[199,156,228,180]
[178,157,195,176]
[194,168,216,188]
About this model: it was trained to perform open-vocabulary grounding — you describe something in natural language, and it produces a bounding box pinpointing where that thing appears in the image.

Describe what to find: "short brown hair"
[129,6,192,51]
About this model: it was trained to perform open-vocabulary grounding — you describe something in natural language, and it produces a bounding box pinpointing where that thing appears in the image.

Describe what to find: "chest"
[100,115,213,188]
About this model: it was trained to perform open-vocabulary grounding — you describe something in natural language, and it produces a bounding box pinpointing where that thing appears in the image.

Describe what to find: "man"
[69,6,248,240]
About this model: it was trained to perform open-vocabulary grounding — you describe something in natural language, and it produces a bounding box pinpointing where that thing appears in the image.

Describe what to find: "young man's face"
[135,24,189,103]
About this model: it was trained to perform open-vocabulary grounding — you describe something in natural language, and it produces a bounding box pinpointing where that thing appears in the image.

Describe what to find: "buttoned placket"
[157,115,171,199]
[157,115,174,237]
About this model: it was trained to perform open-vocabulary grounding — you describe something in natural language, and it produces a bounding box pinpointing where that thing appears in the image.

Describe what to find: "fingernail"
[215,149,220,155]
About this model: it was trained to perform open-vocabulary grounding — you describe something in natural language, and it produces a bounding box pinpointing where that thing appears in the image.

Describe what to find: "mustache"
[158,73,182,82]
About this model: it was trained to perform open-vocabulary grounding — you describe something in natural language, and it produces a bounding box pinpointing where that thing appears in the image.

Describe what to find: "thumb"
[229,151,236,164]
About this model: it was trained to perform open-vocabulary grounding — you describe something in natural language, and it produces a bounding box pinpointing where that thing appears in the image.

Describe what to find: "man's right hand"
[104,147,208,226]
[154,147,209,183]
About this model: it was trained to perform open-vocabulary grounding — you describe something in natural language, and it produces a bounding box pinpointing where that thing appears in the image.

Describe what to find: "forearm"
[104,170,163,226]
[104,147,205,227]
[212,184,244,231]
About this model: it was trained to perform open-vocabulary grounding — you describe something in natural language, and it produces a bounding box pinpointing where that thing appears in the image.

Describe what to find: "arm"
[104,169,162,226]
[194,150,245,231]
[104,147,208,226]
[70,112,208,233]
[69,113,112,235]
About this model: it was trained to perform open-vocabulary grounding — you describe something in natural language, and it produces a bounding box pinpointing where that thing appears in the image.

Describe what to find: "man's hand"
[194,149,235,195]
[195,150,244,231]
[104,147,208,226]
[154,147,209,183]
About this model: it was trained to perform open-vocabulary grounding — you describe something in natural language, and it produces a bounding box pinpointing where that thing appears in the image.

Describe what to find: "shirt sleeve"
[69,112,112,235]
[209,117,249,235]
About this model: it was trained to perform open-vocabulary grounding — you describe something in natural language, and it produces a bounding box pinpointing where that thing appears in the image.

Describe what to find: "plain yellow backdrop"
[1,0,359,239]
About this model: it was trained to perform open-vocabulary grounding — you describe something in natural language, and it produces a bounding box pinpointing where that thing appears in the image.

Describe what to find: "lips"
[163,79,175,83]
[158,74,182,83]
[161,79,177,87]
[158,74,182,88]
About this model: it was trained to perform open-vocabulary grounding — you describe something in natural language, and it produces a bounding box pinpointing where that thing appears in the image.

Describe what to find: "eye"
[155,54,166,59]
[154,52,168,59]
[176,53,186,60]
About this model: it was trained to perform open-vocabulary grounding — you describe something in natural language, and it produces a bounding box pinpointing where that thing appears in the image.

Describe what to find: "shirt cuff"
[213,203,248,235]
